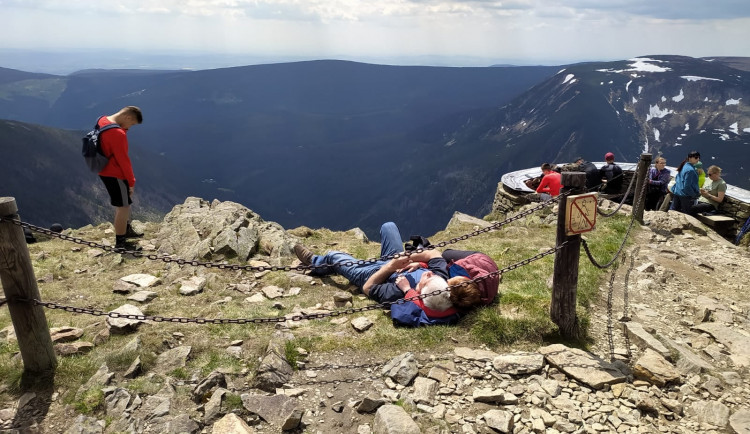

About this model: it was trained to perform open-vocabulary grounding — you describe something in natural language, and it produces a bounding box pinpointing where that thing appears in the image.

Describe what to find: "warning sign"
[565,193,598,235]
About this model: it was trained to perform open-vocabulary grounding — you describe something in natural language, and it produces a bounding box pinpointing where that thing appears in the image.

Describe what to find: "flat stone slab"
[492,352,545,375]
[660,337,713,375]
[538,344,626,390]
[623,322,671,359]
[455,347,500,362]
[120,273,161,288]
[127,291,158,303]
[49,326,84,343]
[106,304,146,334]
[692,323,750,367]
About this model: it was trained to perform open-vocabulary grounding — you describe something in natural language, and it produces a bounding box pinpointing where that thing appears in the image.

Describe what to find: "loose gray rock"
[260,285,284,299]
[63,414,105,434]
[193,371,227,403]
[373,404,420,434]
[203,388,227,424]
[730,408,750,434]
[123,356,142,379]
[356,395,387,413]
[153,346,192,375]
[412,377,438,405]
[483,409,514,433]
[253,351,293,392]
[633,348,681,386]
[623,322,671,358]
[106,304,146,334]
[351,316,374,332]
[686,400,730,428]
[381,353,418,386]
[241,393,302,431]
[212,413,255,434]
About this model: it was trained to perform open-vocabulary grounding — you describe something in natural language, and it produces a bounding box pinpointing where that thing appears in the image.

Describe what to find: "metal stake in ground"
[0,197,57,385]
[551,172,586,339]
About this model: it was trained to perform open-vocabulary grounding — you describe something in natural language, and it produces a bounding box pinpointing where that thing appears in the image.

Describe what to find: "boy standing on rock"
[96,106,144,251]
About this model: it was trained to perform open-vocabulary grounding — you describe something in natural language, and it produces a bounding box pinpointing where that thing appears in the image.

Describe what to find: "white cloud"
[1,0,750,65]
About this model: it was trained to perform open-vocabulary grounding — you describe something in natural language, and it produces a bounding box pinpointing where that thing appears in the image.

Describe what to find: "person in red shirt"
[536,163,562,200]
[97,106,143,251]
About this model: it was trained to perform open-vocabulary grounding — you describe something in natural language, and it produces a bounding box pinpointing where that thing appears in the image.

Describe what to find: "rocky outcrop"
[156,197,298,263]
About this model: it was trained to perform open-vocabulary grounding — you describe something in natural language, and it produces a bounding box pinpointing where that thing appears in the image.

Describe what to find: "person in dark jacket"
[599,152,624,197]
[670,151,701,214]
[645,157,671,211]
[574,157,601,191]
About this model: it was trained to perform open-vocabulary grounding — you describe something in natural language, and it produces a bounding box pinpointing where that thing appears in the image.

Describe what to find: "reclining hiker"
[294,222,499,326]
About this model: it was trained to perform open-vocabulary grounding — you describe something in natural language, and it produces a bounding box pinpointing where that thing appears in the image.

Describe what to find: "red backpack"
[449,253,500,306]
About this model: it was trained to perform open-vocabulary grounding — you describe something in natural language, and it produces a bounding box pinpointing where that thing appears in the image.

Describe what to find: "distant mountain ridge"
[1,57,749,237]
[0,60,559,237]
[433,55,750,189]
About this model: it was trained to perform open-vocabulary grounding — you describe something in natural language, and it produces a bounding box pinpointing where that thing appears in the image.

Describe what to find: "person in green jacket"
[694,161,706,188]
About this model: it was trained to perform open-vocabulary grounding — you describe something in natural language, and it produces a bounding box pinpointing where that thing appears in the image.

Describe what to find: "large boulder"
[157,197,298,263]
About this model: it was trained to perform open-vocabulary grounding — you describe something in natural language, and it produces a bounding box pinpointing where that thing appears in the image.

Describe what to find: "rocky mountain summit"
[1,197,750,434]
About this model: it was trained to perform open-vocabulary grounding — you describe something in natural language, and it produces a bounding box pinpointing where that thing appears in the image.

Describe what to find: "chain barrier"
[596,171,637,217]
[605,263,618,362]
[620,246,638,361]
[8,243,566,325]
[0,195,563,274]
[581,171,648,269]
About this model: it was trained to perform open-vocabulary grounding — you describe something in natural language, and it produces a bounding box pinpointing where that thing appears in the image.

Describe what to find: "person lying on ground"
[293,221,484,326]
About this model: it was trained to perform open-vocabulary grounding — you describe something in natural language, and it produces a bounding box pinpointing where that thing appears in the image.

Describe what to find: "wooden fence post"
[0,197,57,379]
[551,172,586,339]
[633,153,652,223]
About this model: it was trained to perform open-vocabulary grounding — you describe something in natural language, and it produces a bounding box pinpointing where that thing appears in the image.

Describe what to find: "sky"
[2,0,750,71]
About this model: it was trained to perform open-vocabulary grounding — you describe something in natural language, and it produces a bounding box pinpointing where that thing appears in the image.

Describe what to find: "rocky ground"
[2,201,750,434]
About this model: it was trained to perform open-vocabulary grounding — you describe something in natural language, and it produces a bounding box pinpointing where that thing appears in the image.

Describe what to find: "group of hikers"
[533,151,726,217]
[535,152,623,200]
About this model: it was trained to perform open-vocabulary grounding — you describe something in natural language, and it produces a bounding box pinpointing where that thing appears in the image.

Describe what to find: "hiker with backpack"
[293,222,499,327]
[89,106,144,251]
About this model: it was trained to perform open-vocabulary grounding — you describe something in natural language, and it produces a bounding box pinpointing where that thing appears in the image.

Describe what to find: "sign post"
[565,193,598,236]
[551,173,587,339]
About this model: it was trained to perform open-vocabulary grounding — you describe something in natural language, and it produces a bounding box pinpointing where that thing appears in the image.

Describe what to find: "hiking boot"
[124,223,144,239]
[115,240,142,253]
[293,244,314,266]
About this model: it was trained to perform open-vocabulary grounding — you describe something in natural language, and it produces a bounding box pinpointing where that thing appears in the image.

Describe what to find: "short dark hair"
[541,163,552,172]
[123,106,143,124]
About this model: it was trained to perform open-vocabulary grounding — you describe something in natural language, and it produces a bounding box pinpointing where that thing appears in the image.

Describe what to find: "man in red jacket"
[536,163,562,200]
[97,106,143,251]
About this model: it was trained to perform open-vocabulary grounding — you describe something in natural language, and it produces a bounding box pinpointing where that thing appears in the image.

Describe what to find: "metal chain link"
[605,264,618,362]
[1,196,562,274]
[620,246,638,361]
[581,171,649,269]
[12,243,566,325]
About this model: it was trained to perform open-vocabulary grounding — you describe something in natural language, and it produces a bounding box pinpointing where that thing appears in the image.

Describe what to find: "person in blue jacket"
[670,151,701,214]
[293,222,481,326]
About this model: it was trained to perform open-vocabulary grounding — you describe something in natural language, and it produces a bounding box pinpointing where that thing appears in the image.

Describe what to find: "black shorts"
[99,176,132,207]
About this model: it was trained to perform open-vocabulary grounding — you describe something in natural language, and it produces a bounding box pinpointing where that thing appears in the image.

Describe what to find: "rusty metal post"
[633,153,652,223]
[551,172,586,339]
[0,197,57,380]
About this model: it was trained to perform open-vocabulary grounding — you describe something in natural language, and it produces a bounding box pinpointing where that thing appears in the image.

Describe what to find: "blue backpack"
[82,122,120,173]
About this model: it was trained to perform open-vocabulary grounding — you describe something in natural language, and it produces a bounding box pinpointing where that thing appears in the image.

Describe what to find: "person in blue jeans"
[293,222,449,304]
